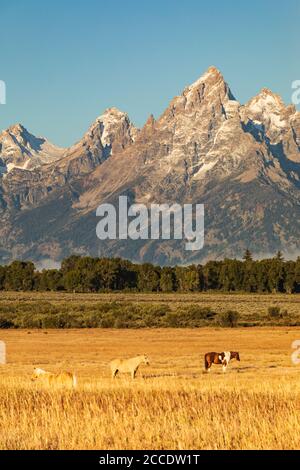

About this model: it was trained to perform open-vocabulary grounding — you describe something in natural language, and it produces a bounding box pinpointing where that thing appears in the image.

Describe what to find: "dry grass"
[0,328,300,449]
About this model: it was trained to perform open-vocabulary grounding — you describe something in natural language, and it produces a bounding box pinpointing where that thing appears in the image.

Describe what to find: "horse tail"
[204,354,209,370]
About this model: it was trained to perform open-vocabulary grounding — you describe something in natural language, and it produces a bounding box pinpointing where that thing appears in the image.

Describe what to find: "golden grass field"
[1,323,300,450]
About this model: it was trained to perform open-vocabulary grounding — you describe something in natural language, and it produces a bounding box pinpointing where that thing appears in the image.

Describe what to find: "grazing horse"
[110,354,150,379]
[31,368,77,388]
[204,351,240,373]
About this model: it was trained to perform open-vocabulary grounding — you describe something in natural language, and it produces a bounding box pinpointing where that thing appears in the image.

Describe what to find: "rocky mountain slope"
[0,66,299,265]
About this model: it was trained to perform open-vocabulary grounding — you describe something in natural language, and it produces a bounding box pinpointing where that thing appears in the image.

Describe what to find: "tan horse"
[110,354,150,379]
[31,368,77,388]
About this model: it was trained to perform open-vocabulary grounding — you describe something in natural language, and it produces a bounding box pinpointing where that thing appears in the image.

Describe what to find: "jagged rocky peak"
[144,114,155,127]
[89,107,138,153]
[160,66,237,122]
[6,122,26,134]
[137,114,156,140]
[241,87,299,145]
[55,107,139,178]
[189,66,234,100]
[0,123,64,174]
[1,123,45,149]
[65,107,139,164]
[183,65,235,102]
[248,88,286,110]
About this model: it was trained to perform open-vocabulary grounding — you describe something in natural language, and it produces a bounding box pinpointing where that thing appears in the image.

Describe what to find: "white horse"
[110,354,150,379]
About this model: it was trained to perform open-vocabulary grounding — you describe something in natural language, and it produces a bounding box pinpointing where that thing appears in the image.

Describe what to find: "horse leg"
[204,356,211,372]
[112,369,118,379]
[222,361,227,373]
[131,368,137,379]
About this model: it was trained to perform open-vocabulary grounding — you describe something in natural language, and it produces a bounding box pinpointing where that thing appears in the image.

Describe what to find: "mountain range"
[1,66,300,266]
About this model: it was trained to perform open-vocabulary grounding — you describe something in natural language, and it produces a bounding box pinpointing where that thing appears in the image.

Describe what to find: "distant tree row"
[1,250,300,293]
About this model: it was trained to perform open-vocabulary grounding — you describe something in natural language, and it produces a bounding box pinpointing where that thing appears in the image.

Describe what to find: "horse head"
[31,367,45,381]
[231,351,240,361]
[143,354,150,365]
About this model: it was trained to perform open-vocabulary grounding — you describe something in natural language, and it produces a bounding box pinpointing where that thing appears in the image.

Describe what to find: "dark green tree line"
[1,251,300,293]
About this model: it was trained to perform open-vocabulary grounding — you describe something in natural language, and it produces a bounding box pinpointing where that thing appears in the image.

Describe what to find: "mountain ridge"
[0,66,300,265]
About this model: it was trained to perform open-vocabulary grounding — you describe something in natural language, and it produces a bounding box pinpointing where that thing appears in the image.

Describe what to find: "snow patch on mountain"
[193,161,216,179]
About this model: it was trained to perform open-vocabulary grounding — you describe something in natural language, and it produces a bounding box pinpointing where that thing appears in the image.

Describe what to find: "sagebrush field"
[0,291,300,327]
[0,295,300,449]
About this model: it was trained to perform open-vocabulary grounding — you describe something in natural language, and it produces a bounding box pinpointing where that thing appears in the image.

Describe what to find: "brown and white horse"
[204,351,240,373]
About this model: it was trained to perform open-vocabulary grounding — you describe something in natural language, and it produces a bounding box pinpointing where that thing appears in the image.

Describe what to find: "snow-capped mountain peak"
[94,107,138,148]
[0,123,64,175]
[241,87,299,148]
[246,88,286,117]
[182,66,235,110]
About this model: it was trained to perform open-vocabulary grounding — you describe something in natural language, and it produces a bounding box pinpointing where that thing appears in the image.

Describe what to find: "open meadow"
[0,321,300,449]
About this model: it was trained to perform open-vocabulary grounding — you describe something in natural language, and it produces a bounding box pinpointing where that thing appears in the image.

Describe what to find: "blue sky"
[0,0,299,147]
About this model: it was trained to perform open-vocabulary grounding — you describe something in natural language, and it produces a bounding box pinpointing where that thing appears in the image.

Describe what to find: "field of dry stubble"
[0,325,300,450]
